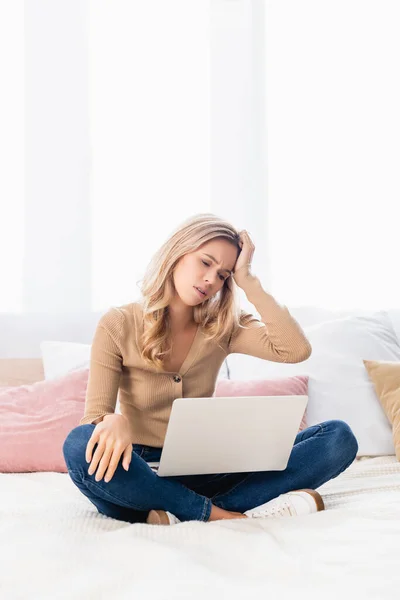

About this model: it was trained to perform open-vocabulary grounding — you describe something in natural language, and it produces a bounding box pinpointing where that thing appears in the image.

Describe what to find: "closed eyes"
[201,260,226,281]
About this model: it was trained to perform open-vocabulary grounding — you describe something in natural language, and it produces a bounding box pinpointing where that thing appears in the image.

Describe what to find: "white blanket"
[1,456,399,600]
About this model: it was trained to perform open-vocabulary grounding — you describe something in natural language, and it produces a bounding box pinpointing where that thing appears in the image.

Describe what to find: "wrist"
[103,413,121,422]
[104,413,124,420]
[235,272,259,290]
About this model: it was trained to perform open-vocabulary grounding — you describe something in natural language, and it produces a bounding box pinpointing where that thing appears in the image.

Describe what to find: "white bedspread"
[1,456,399,600]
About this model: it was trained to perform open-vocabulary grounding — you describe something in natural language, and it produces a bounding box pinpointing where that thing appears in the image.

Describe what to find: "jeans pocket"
[141,447,162,463]
[132,444,146,458]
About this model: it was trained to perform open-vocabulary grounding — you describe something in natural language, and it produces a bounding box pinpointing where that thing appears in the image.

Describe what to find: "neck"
[167,298,196,333]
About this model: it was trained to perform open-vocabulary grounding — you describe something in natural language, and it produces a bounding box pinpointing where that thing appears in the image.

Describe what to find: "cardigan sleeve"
[79,308,125,426]
[228,277,312,363]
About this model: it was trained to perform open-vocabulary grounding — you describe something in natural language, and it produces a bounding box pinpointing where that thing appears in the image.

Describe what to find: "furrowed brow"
[203,253,232,275]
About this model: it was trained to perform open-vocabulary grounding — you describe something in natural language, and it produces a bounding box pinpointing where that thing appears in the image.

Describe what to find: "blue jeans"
[62,419,358,523]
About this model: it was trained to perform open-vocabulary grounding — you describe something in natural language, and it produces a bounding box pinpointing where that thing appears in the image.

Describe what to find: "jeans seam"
[200,497,211,521]
[133,447,146,459]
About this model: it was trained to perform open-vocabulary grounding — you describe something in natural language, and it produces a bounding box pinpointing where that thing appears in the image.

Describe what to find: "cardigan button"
[173,375,181,383]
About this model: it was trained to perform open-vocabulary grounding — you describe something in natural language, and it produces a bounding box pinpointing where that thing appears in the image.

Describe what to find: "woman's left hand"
[233,230,256,288]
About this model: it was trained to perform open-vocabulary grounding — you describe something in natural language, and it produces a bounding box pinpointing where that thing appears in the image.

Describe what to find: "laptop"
[146,395,308,477]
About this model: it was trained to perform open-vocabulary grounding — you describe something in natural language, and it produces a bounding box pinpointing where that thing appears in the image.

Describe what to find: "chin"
[175,291,199,307]
[184,299,199,307]
[185,289,206,306]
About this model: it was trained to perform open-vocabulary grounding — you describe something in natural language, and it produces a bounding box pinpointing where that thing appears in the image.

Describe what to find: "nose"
[204,273,218,287]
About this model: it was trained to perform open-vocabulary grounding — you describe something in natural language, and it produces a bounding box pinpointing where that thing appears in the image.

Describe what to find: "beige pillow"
[0,359,44,386]
[363,359,400,461]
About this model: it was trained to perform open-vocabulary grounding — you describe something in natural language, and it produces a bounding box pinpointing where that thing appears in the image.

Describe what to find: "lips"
[194,286,207,297]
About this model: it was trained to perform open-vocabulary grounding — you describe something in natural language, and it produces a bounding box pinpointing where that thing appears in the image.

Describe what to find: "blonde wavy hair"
[138,213,254,371]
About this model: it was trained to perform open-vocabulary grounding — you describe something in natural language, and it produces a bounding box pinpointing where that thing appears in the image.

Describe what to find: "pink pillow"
[214,375,308,432]
[0,368,89,473]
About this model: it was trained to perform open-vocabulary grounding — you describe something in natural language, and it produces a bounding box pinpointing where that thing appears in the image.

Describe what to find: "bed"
[1,454,399,598]
[1,319,400,599]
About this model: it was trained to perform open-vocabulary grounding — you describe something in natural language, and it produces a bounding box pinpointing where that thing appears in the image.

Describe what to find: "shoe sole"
[146,509,170,525]
[297,488,325,511]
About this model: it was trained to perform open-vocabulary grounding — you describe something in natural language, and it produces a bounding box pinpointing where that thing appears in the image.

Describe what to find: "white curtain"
[264,0,400,310]
[1,0,399,320]
[88,1,211,311]
[90,0,268,312]
[0,0,24,313]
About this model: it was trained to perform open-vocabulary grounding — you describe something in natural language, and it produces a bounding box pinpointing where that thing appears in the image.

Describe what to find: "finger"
[86,430,100,463]
[242,231,250,241]
[88,440,106,475]
[104,447,124,483]
[94,443,114,481]
[244,231,254,243]
[122,445,132,471]
[244,233,255,248]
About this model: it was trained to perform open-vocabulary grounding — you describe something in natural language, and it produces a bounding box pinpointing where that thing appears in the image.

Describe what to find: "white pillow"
[388,309,400,344]
[226,311,400,456]
[287,306,372,329]
[306,311,400,361]
[40,341,91,380]
[303,354,394,456]
[227,311,400,379]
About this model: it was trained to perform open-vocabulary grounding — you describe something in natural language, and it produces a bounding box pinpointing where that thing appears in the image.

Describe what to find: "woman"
[63,213,358,525]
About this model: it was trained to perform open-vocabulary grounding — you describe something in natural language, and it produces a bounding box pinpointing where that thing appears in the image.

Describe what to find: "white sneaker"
[146,509,181,526]
[244,488,325,519]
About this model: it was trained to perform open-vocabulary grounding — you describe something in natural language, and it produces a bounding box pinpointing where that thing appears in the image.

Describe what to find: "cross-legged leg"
[63,420,358,523]
[185,420,358,514]
[63,424,213,523]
